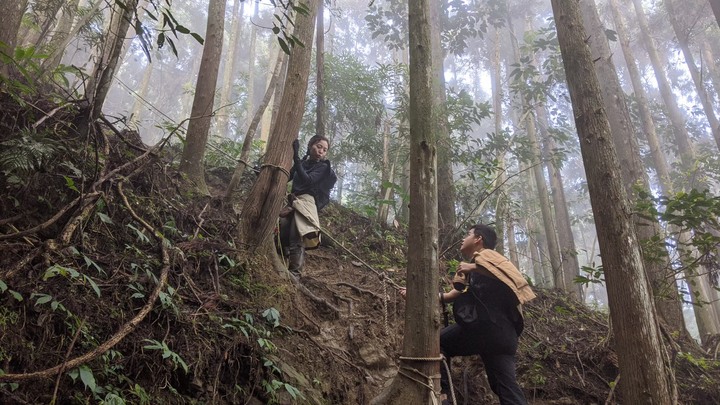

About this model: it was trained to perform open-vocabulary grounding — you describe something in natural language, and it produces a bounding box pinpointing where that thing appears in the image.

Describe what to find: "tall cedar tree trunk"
[629,0,720,339]
[378,119,392,223]
[246,1,259,125]
[521,161,550,286]
[0,0,28,77]
[630,0,694,167]
[83,0,137,133]
[666,0,720,151]
[178,0,226,195]
[225,51,287,201]
[216,0,244,138]
[550,1,678,402]
[261,40,282,145]
[580,0,690,341]
[608,0,671,193]
[430,0,457,241]
[506,9,562,287]
[526,113,562,289]
[316,0,326,138]
[491,27,507,256]
[370,0,441,402]
[536,106,581,299]
[238,0,320,249]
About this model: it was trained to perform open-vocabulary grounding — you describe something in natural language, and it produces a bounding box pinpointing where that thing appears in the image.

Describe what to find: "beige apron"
[292,194,321,249]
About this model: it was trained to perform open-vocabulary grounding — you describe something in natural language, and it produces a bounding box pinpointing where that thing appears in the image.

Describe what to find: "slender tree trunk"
[245,1,259,128]
[30,1,64,49]
[666,0,720,151]
[491,27,507,256]
[536,105,581,299]
[129,61,153,126]
[225,52,287,201]
[526,219,544,285]
[551,1,677,402]
[316,0,326,138]
[178,0,226,194]
[430,0,457,239]
[216,0,244,138]
[41,0,100,74]
[701,43,720,101]
[83,0,137,131]
[371,0,440,402]
[608,0,672,193]
[260,40,281,145]
[378,119,392,224]
[0,0,28,77]
[581,0,691,341]
[630,0,694,167]
[526,112,562,289]
[238,0,320,249]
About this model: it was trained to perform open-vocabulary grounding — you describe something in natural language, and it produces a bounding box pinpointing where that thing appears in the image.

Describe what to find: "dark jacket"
[290,158,337,210]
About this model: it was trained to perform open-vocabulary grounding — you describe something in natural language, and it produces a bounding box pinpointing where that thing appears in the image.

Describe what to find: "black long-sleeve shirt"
[290,158,336,210]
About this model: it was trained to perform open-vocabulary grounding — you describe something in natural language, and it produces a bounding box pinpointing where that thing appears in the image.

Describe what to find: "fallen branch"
[335,281,383,300]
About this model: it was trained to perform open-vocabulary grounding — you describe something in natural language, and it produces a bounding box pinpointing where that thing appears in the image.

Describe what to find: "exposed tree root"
[0,182,171,383]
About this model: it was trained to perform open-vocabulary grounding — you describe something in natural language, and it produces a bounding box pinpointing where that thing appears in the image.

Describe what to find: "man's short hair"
[471,224,497,249]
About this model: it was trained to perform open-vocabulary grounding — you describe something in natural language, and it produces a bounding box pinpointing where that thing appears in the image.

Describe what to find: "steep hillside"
[1,97,720,404]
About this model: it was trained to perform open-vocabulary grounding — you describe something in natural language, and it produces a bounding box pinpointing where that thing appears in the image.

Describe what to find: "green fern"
[0,129,65,176]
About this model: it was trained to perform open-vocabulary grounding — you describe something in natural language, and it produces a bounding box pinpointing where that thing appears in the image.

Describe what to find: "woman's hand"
[399,287,406,300]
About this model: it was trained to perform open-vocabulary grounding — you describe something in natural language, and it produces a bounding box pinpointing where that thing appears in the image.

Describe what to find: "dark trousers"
[440,317,527,405]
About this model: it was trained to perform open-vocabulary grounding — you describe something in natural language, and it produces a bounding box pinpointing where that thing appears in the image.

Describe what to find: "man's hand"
[399,287,406,300]
[292,139,300,160]
[457,261,476,276]
[452,272,467,285]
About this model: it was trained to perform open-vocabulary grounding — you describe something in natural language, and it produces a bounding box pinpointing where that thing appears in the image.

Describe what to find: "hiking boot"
[288,247,305,276]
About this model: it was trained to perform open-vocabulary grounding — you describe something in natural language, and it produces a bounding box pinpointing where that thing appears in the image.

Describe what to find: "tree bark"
[430,0,457,240]
[491,27,507,257]
[608,0,672,193]
[225,51,287,201]
[630,0,694,167]
[536,106,581,299]
[551,1,678,402]
[245,1,259,128]
[238,0,320,249]
[216,0,244,138]
[371,0,440,402]
[0,0,28,77]
[526,112,562,289]
[83,0,137,134]
[178,0,226,194]
[581,0,690,341]
[316,0,326,138]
